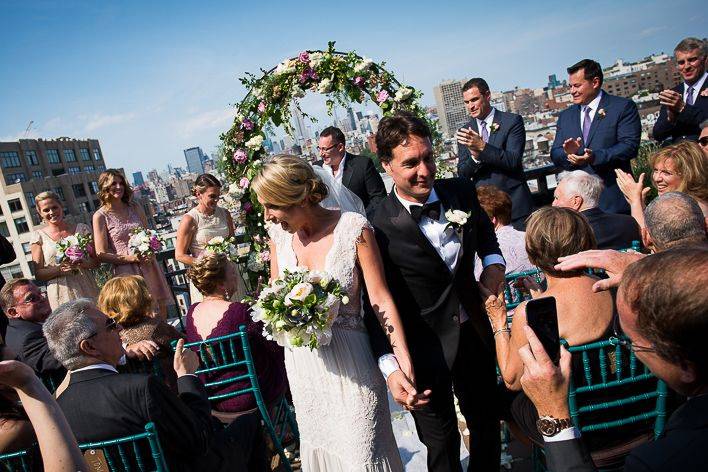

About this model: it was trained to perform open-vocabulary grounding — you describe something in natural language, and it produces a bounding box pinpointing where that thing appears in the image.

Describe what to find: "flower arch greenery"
[218,41,441,286]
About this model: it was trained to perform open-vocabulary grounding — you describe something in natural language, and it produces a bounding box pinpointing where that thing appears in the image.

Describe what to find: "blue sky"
[1,0,704,178]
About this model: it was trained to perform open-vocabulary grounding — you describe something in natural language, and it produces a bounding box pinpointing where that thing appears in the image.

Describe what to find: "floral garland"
[219,41,442,285]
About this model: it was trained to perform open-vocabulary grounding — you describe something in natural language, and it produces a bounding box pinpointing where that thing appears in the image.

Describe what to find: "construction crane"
[24,120,34,137]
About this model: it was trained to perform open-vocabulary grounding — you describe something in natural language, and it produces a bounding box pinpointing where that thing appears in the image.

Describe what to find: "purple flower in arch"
[233,149,248,164]
[239,177,250,189]
[299,67,318,84]
[243,202,253,213]
[257,101,266,113]
[241,118,254,131]
[376,90,390,104]
[298,51,310,63]
[354,76,365,87]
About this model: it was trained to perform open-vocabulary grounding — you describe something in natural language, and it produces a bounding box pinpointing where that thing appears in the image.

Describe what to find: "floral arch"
[217,42,440,286]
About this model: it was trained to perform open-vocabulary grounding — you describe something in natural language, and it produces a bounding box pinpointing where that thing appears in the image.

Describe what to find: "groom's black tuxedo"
[365,177,502,471]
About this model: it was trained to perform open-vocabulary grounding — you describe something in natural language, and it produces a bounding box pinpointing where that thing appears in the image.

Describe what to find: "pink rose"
[260,250,271,262]
[298,67,317,84]
[298,51,310,63]
[354,76,365,87]
[86,243,95,257]
[243,202,253,213]
[257,102,266,113]
[149,237,162,251]
[376,90,389,104]
[241,118,254,131]
[239,177,250,189]
[65,246,85,263]
[233,149,248,164]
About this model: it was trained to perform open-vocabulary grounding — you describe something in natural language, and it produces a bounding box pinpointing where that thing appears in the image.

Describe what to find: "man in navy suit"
[551,59,641,214]
[653,37,707,145]
[457,78,533,229]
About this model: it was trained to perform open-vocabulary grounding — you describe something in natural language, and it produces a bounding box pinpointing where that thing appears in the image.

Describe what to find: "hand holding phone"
[525,297,560,365]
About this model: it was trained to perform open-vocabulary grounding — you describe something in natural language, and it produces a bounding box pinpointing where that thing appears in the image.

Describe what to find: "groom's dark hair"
[567,59,603,86]
[375,112,431,163]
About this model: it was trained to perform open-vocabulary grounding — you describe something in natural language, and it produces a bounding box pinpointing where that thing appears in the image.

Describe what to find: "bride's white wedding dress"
[269,211,403,472]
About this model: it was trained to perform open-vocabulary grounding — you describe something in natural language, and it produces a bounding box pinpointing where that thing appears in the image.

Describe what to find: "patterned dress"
[269,211,403,472]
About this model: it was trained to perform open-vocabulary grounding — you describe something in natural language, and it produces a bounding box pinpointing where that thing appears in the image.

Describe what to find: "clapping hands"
[456,127,485,154]
[615,169,650,207]
[563,138,594,166]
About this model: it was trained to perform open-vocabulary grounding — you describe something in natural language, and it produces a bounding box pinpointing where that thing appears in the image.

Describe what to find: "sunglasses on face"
[14,293,47,306]
[698,137,708,146]
[86,318,119,339]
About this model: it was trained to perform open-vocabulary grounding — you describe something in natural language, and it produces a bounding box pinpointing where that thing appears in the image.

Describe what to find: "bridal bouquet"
[204,236,239,261]
[248,268,349,350]
[55,233,94,264]
[128,228,163,258]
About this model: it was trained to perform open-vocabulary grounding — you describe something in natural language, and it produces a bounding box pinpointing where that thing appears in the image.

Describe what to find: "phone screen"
[526,297,560,365]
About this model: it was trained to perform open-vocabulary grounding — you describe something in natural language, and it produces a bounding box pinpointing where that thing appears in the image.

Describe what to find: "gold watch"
[536,415,573,437]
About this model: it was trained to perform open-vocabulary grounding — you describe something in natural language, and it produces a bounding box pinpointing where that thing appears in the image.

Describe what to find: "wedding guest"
[474,185,534,279]
[0,234,17,338]
[43,299,268,472]
[652,37,707,145]
[31,191,99,310]
[700,120,708,157]
[616,141,708,227]
[520,246,708,471]
[553,171,641,250]
[457,78,533,229]
[551,59,641,214]
[185,253,286,415]
[642,192,707,252]
[175,173,245,304]
[314,126,386,217]
[93,169,172,320]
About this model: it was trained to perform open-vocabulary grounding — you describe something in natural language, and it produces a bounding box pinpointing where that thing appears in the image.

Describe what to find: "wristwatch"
[536,415,573,437]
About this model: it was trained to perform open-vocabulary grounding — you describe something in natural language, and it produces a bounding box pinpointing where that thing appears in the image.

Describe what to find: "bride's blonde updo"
[251,154,328,207]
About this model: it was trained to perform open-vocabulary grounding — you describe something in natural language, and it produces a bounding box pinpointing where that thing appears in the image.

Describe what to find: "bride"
[251,154,414,471]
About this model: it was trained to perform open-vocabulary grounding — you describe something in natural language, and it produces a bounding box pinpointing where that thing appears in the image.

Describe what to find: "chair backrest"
[619,240,642,253]
[504,269,543,310]
[563,336,668,439]
[78,422,169,472]
[0,447,35,472]
[117,356,164,379]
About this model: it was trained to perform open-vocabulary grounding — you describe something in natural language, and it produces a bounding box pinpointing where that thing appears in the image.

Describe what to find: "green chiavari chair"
[78,422,168,472]
[503,269,543,311]
[0,447,35,472]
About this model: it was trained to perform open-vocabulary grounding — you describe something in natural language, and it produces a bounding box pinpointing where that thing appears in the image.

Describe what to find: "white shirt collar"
[685,72,707,99]
[323,152,347,178]
[394,187,439,213]
[70,363,118,374]
[583,90,603,112]
[476,107,496,130]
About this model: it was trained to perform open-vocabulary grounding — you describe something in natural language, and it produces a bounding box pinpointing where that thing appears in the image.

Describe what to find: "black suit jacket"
[457,110,533,226]
[652,80,708,145]
[582,207,641,250]
[5,318,66,381]
[57,368,241,472]
[545,394,708,471]
[365,178,500,381]
[314,153,387,217]
[0,235,16,338]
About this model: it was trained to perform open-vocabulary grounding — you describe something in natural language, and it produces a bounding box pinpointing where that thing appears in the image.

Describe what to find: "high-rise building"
[347,107,358,133]
[290,104,309,144]
[183,147,205,174]
[433,80,469,138]
[0,137,110,279]
[132,171,145,186]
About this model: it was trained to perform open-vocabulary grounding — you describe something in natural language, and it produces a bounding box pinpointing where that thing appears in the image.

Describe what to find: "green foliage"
[360,148,383,173]
[632,141,659,202]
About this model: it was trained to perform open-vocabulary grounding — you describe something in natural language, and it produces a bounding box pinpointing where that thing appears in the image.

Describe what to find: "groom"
[365,112,505,471]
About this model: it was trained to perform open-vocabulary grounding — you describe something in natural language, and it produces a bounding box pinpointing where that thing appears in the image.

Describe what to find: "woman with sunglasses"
[31,191,99,310]
[615,141,708,227]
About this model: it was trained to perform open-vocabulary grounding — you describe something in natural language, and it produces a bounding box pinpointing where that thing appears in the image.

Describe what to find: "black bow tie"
[410,201,441,223]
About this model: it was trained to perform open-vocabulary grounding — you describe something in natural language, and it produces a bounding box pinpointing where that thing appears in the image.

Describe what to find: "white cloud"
[638,26,668,39]
[82,112,137,132]
[177,107,237,138]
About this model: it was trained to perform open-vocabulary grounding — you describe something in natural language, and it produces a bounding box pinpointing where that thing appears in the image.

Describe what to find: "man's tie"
[480,121,489,143]
[410,201,441,223]
[686,86,695,106]
[582,106,592,144]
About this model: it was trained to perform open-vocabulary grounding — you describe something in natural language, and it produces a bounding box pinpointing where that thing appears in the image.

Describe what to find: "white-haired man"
[553,170,641,249]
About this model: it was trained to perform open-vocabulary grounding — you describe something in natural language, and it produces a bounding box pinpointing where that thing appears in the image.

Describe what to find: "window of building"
[32,170,43,179]
[25,150,39,166]
[68,166,81,175]
[0,151,21,168]
[0,222,9,237]
[84,165,95,172]
[0,265,22,283]
[97,165,106,171]
[63,149,77,162]
[14,217,29,234]
[25,192,36,208]
[54,187,65,201]
[80,148,91,161]
[22,242,31,255]
[93,149,102,161]
[8,199,22,213]
[78,202,91,213]
[72,183,87,198]
[5,173,26,185]
[51,168,66,177]
[47,149,61,164]
[89,181,99,194]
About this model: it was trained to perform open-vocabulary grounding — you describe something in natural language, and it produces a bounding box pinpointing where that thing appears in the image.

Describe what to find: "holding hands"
[456,127,485,154]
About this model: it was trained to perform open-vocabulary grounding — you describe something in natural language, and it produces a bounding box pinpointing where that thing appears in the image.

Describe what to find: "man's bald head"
[644,192,707,252]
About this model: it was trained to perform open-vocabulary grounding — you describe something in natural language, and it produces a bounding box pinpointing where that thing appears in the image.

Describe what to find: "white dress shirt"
[323,152,348,184]
[70,363,119,374]
[470,108,497,163]
[580,91,603,131]
[684,72,707,104]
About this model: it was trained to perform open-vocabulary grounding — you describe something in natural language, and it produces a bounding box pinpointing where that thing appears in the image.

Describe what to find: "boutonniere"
[597,108,606,119]
[489,122,500,133]
[700,89,708,98]
[445,209,471,232]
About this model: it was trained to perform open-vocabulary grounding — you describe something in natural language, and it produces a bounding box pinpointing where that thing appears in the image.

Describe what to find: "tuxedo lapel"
[570,105,583,140]
[435,183,465,271]
[486,111,503,147]
[342,153,354,188]
[586,92,610,146]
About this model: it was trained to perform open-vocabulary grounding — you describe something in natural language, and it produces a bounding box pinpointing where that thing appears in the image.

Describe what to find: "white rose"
[285,282,313,305]
[292,86,306,99]
[341,295,350,305]
[138,243,150,253]
[228,182,241,194]
[246,135,264,150]
[66,235,79,246]
[306,271,326,284]
[310,52,324,67]
[445,209,469,226]
[209,236,225,245]
[317,78,333,94]
[274,59,297,76]
[354,57,373,74]
[394,87,413,102]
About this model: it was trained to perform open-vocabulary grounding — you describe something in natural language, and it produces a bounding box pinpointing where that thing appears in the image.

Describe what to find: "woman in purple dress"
[185,253,287,413]
[93,169,173,320]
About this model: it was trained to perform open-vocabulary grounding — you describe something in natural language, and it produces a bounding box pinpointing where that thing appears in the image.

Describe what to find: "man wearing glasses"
[315,126,387,218]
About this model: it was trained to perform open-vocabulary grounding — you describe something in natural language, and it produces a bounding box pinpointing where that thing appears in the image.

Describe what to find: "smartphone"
[526,297,560,365]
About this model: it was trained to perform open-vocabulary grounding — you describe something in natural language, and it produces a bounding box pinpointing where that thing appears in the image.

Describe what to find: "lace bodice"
[269,211,371,331]
[97,205,142,255]
[186,206,230,258]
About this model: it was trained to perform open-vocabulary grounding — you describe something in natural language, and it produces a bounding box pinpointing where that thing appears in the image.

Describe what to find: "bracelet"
[493,327,511,336]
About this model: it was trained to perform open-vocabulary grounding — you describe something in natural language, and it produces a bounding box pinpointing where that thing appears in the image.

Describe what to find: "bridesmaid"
[31,191,99,309]
[92,169,173,320]
[175,173,246,304]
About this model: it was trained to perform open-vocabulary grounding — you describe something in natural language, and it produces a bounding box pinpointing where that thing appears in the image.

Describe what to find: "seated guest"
[0,342,34,454]
[616,141,708,227]
[553,170,641,250]
[474,185,535,279]
[43,299,267,472]
[186,254,286,414]
[518,246,708,471]
[643,192,708,252]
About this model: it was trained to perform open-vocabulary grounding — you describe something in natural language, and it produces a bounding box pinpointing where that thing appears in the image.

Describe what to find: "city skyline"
[1,0,704,178]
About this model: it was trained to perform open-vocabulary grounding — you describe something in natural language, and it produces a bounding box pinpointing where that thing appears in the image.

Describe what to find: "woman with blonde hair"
[31,191,99,309]
[250,154,412,471]
[175,173,245,304]
[93,169,172,320]
[616,141,708,226]
[185,253,286,414]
